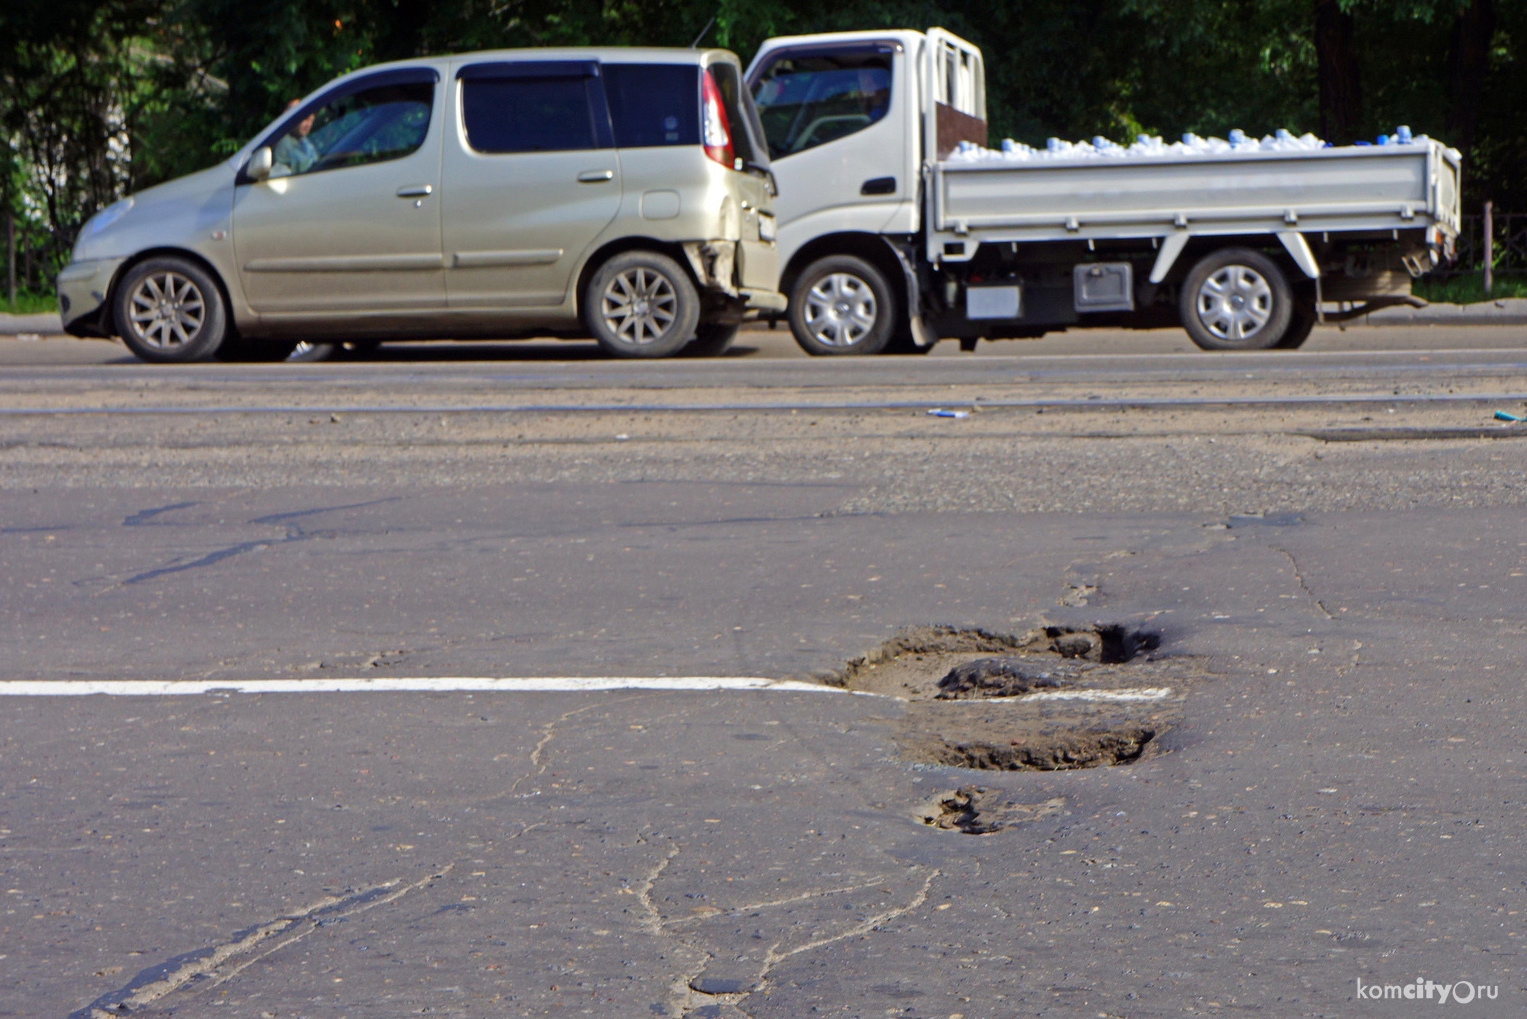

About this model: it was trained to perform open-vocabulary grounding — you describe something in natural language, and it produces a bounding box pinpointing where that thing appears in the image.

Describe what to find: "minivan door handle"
[396,184,434,198]
[577,170,615,183]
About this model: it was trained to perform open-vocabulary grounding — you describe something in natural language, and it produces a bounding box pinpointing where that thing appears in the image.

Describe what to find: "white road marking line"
[0,677,850,697]
[1026,687,1174,702]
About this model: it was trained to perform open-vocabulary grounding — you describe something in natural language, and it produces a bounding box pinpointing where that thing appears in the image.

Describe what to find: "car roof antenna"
[690,15,716,48]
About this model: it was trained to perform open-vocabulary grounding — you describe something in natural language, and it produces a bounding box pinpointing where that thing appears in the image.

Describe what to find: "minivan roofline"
[227,46,745,169]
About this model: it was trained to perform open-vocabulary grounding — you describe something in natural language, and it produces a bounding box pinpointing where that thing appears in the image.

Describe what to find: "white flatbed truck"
[745,28,1463,354]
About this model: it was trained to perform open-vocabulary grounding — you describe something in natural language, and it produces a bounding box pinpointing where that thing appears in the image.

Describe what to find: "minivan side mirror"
[245,146,273,182]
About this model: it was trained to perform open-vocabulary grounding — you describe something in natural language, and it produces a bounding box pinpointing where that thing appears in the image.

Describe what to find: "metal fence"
[1439,211,1527,277]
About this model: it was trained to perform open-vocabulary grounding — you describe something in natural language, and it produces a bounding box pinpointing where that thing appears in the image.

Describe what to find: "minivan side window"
[750,52,891,158]
[601,64,699,148]
[460,63,608,154]
[270,79,434,178]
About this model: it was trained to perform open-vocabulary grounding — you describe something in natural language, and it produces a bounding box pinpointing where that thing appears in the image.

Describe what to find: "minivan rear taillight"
[701,69,734,169]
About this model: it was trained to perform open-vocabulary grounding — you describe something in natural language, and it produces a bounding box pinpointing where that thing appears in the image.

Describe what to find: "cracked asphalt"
[3,328,1527,1017]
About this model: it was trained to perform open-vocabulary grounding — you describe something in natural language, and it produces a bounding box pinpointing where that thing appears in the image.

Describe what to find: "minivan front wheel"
[114,257,229,363]
[586,251,700,359]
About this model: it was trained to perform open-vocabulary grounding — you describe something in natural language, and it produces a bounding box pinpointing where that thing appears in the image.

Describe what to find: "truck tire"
[585,251,700,359]
[1179,248,1294,351]
[788,255,895,356]
[1277,303,1318,349]
[114,256,229,363]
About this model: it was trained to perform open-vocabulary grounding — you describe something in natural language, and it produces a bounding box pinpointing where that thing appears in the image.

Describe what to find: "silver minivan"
[57,47,784,361]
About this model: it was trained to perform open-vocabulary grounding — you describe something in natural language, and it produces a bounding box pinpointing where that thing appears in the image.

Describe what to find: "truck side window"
[602,64,700,148]
[271,81,434,178]
[461,75,602,153]
[750,54,891,159]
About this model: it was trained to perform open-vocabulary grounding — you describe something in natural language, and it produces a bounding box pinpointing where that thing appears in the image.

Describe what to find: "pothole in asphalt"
[826,623,1202,774]
[918,786,1066,834]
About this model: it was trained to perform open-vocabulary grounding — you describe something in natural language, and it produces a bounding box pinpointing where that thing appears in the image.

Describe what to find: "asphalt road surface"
[3,324,1527,1018]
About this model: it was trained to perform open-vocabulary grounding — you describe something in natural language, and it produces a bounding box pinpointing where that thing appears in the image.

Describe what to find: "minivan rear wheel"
[114,257,229,363]
[586,251,699,359]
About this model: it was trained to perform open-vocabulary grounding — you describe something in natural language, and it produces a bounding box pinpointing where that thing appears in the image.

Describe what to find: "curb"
[0,313,65,335]
[1359,298,1527,327]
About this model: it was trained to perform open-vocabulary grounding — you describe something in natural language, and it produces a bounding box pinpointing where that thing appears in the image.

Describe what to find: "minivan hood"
[74,161,237,261]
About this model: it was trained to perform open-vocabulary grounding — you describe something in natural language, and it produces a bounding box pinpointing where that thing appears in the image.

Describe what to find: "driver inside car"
[271,100,319,177]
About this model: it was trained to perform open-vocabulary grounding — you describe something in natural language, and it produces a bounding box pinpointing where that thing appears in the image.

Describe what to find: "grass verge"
[1415,272,1527,304]
[0,291,60,316]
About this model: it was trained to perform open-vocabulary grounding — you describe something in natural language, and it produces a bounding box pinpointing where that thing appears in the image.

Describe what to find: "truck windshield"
[750,53,890,159]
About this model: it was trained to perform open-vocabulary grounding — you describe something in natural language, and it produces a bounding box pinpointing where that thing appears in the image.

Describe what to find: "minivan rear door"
[706,59,778,292]
[233,68,445,317]
[443,60,621,309]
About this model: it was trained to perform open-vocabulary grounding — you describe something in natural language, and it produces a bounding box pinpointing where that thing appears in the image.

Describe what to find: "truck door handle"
[577,170,615,183]
[861,176,896,196]
[396,184,433,198]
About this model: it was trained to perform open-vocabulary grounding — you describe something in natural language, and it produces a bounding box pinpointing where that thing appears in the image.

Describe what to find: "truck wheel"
[114,257,229,363]
[585,251,699,359]
[789,255,895,356]
[1277,303,1318,349]
[1179,248,1293,351]
[681,322,741,357]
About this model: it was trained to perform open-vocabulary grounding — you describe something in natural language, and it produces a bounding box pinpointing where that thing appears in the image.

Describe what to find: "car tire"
[216,336,299,362]
[286,341,339,363]
[585,251,700,359]
[1179,247,1294,351]
[882,324,936,355]
[788,255,895,356]
[114,257,230,363]
[284,339,381,363]
[681,322,741,357]
[1277,302,1318,349]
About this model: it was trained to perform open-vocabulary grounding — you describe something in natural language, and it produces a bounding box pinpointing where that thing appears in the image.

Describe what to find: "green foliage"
[1415,271,1527,305]
[0,290,61,316]
[3,0,1523,280]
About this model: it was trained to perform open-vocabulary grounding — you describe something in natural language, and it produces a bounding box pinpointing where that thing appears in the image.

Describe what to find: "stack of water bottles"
[950,125,1423,163]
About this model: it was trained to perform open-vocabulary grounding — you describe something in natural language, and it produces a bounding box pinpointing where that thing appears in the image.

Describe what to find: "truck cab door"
[747,41,913,248]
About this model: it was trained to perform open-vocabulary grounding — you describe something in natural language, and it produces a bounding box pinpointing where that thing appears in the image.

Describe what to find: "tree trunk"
[1314,0,1362,144]
[1445,0,1495,156]
[6,212,15,307]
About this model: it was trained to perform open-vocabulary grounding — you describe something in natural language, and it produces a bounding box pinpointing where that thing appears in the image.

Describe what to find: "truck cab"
[747,30,978,354]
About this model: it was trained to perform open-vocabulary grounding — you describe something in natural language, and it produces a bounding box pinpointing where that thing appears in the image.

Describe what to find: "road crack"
[70,865,451,1019]
[508,700,619,794]
[755,867,939,982]
[1269,544,1335,620]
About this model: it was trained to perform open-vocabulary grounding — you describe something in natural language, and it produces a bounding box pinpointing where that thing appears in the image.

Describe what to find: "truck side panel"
[931,143,1462,257]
